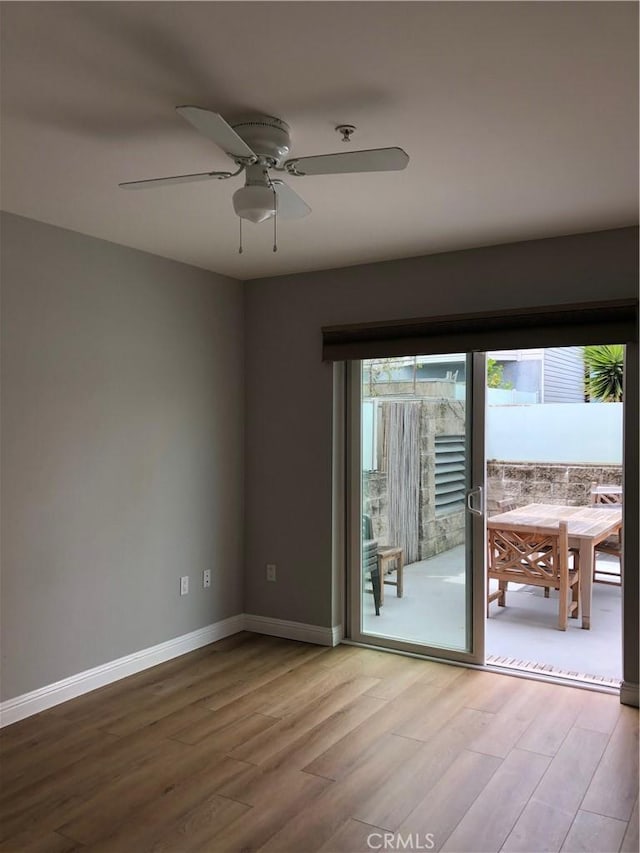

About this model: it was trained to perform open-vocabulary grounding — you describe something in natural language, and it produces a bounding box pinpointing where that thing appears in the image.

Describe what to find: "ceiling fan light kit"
[232,184,276,224]
[232,164,277,224]
[119,106,409,253]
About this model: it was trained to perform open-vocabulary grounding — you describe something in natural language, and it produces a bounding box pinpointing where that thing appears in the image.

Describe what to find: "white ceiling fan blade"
[119,170,232,189]
[272,180,312,219]
[176,106,257,161]
[285,147,409,177]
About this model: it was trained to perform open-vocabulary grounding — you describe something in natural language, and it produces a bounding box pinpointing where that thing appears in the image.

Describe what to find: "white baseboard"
[243,614,340,647]
[0,614,244,727]
[0,613,343,727]
[4,609,629,724]
[331,623,344,645]
[620,680,639,707]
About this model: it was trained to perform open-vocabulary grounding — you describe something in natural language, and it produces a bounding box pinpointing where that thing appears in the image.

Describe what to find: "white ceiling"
[1,1,637,280]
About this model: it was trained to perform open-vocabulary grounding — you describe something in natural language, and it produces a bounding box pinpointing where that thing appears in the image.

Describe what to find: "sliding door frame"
[345,354,486,666]
[331,300,638,704]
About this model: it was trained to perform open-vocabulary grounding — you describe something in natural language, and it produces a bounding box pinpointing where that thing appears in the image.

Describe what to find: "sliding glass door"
[348,353,486,664]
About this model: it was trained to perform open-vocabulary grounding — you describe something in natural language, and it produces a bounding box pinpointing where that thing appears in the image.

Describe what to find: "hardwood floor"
[0,633,637,852]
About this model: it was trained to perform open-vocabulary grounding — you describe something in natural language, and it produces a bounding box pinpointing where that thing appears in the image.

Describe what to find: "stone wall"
[365,449,623,562]
[487,461,623,510]
[364,471,389,543]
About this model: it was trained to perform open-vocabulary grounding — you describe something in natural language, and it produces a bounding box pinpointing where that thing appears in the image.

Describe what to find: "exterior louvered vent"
[434,435,466,514]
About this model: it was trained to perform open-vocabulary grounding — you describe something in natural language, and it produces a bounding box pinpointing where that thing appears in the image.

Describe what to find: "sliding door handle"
[466,486,484,517]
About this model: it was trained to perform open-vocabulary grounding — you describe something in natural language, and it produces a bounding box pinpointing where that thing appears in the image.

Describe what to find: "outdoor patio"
[362,544,622,686]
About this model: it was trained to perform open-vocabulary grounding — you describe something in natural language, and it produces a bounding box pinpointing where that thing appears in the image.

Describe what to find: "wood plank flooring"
[0,633,637,853]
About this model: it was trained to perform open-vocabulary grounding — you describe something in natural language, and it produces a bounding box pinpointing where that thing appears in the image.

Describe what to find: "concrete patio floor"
[362,544,622,685]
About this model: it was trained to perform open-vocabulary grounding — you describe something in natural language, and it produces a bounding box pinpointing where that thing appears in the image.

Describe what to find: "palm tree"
[583,345,624,402]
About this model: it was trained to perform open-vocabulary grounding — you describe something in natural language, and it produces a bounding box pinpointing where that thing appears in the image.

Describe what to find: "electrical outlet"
[180,576,189,596]
[266,563,277,582]
[203,569,211,588]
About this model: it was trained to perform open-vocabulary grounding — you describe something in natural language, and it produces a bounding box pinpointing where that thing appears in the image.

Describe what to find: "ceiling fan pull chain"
[238,217,243,254]
[272,185,278,253]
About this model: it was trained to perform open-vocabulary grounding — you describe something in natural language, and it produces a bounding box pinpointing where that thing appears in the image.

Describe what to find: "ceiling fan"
[119,107,409,250]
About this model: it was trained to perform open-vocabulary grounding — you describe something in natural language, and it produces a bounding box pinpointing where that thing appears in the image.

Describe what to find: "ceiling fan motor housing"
[231,115,291,166]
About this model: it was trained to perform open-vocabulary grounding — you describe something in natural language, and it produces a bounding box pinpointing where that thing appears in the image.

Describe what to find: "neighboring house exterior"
[493,346,585,403]
[364,347,586,404]
[540,346,586,402]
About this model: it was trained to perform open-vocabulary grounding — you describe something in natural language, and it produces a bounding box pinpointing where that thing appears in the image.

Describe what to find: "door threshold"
[340,639,620,696]
[485,654,621,690]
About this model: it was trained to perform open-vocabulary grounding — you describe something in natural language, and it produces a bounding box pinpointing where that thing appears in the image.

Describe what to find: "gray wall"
[244,227,638,632]
[1,213,244,700]
[2,216,637,703]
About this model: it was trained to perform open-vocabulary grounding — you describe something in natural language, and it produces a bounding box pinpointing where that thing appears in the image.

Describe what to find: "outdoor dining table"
[487,503,623,630]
